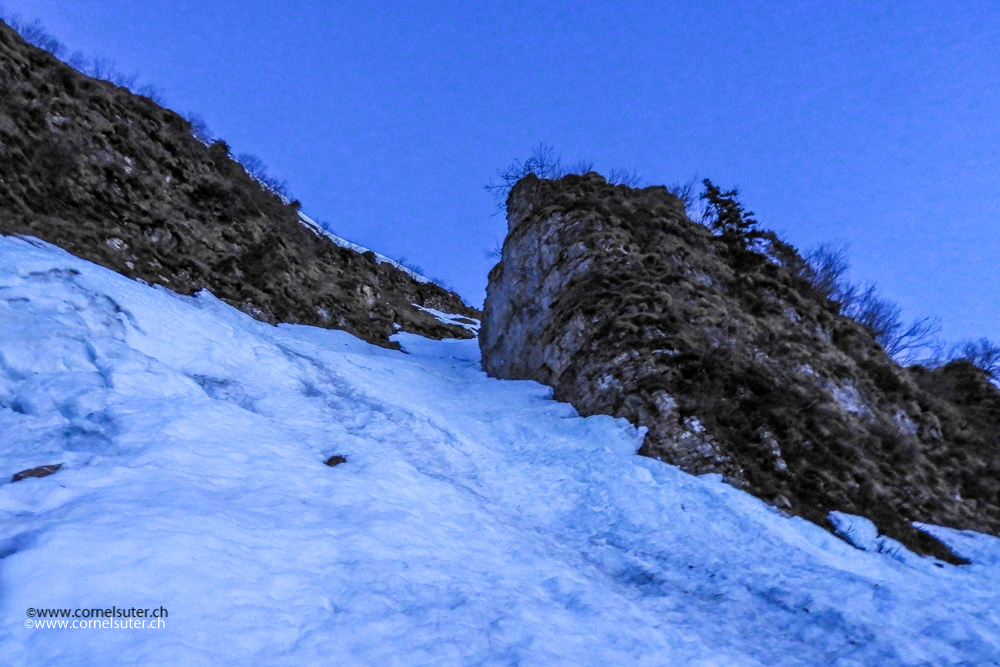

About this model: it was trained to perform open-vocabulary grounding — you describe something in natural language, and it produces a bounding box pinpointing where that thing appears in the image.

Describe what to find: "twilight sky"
[6,0,1000,343]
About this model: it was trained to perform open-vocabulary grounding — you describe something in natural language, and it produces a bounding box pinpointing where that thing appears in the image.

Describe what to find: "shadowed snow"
[1,235,998,666]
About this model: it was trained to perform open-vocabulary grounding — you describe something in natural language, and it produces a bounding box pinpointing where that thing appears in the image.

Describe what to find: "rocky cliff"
[0,20,478,347]
[482,172,1000,563]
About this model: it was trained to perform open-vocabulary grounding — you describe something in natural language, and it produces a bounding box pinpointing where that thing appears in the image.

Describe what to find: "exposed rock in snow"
[11,464,62,483]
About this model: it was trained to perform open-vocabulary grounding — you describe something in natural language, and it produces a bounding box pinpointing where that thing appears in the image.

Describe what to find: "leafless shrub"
[484,237,504,260]
[12,17,64,56]
[668,177,714,224]
[0,7,62,56]
[136,84,165,105]
[606,168,642,188]
[314,218,337,235]
[845,286,900,341]
[485,143,564,209]
[429,277,456,292]
[66,50,88,70]
[236,153,290,201]
[107,69,137,90]
[2,10,165,104]
[83,57,134,88]
[948,338,1000,379]
[800,244,941,363]
[184,113,213,144]
[878,318,941,363]
[486,144,640,212]
[390,255,424,275]
[837,285,940,363]
[803,243,853,303]
[236,153,266,177]
[667,179,695,206]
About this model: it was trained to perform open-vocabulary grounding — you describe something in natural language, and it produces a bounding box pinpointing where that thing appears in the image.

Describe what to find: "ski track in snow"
[0,234,998,666]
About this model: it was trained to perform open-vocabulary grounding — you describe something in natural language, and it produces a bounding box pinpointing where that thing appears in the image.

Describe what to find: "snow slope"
[1,234,999,666]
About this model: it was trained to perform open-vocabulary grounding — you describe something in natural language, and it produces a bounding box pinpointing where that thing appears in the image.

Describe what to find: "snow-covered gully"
[1,235,998,665]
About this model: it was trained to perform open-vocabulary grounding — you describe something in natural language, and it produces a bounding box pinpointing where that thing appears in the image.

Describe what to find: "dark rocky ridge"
[0,21,478,347]
[482,172,1000,563]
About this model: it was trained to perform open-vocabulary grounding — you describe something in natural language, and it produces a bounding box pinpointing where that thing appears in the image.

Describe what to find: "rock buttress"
[482,172,1000,564]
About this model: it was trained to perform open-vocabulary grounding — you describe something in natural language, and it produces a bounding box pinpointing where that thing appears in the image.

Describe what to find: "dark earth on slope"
[482,172,1000,564]
[0,21,478,347]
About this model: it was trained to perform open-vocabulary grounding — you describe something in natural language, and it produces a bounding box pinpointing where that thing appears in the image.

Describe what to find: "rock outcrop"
[482,172,1000,563]
[0,20,478,347]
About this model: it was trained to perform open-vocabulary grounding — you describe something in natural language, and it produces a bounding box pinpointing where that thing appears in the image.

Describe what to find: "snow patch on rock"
[297,212,432,284]
[412,304,480,333]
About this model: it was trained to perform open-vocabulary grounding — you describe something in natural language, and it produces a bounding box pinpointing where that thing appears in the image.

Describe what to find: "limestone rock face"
[482,172,1000,563]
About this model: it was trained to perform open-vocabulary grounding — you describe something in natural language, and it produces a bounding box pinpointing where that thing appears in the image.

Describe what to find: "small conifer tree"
[699,179,764,250]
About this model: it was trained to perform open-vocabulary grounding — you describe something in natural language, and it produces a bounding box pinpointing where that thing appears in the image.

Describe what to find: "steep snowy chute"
[0,235,998,666]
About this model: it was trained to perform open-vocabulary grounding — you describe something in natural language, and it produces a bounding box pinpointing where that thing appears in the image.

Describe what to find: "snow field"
[0,234,998,666]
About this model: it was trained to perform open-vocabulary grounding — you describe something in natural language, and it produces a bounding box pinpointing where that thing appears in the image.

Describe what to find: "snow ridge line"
[297,212,431,284]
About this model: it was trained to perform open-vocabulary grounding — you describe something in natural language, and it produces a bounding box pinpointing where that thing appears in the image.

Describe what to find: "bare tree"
[86,56,115,81]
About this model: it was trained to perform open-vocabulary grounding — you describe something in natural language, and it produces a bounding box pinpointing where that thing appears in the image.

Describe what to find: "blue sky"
[6,1,999,343]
